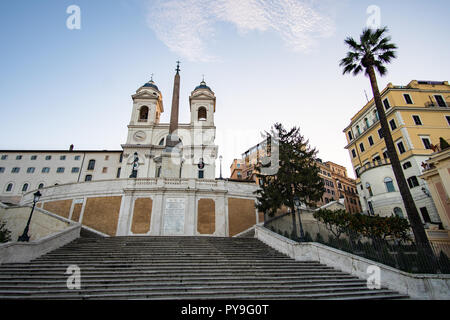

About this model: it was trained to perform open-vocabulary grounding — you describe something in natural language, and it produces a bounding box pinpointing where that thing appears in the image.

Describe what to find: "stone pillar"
[186,192,196,235]
[215,195,227,236]
[116,193,134,236]
[150,193,164,236]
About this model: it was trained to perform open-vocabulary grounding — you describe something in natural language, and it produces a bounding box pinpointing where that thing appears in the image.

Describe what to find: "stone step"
[0,287,407,300]
[0,283,381,296]
[0,274,359,283]
[0,268,346,277]
[0,262,331,270]
[0,235,407,299]
[36,253,287,259]
[2,258,308,267]
[0,278,366,289]
[0,271,353,280]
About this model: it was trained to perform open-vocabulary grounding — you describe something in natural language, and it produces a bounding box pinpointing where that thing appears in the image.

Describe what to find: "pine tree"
[255,123,324,238]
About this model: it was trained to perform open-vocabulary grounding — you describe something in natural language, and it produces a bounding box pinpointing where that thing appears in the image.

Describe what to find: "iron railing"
[267,218,450,274]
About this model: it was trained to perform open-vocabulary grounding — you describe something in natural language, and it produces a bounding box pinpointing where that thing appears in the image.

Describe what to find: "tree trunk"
[366,66,435,259]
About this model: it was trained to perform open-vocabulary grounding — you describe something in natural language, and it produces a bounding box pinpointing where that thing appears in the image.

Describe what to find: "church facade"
[0,65,261,237]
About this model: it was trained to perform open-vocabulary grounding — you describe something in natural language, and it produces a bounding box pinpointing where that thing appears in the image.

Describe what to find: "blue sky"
[0,0,449,178]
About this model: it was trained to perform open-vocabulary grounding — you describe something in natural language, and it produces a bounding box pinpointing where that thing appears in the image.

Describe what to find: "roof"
[194,80,212,91]
[142,81,159,91]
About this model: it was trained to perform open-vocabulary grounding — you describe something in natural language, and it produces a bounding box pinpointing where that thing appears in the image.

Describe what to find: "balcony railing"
[353,118,379,139]
[425,101,449,108]
[357,158,391,177]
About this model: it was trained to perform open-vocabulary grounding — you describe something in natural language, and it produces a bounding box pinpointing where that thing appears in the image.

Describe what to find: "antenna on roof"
[364,90,369,102]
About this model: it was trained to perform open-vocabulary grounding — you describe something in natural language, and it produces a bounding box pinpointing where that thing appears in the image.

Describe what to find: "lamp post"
[18,190,42,242]
[129,152,139,178]
[219,155,223,180]
[293,195,305,242]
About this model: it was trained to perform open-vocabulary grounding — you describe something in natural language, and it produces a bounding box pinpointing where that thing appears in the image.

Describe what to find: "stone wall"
[0,206,71,242]
[18,178,259,237]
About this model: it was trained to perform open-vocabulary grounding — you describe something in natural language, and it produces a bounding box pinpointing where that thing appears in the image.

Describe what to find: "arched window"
[364,117,369,128]
[373,109,379,120]
[394,207,404,218]
[384,177,395,192]
[365,182,373,197]
[22,183,29,192]
[198,107,207,121]
[139,106,149,121]
[38,183,44,189]
[87,159,95,170]
[85,175,92,182]
[6,183,13,192]
[159,138,165,146]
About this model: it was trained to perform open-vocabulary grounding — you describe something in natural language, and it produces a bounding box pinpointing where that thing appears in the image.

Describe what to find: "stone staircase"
[0,236,408,299]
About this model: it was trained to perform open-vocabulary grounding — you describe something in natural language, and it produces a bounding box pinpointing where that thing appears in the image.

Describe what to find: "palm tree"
[339,27,434,258]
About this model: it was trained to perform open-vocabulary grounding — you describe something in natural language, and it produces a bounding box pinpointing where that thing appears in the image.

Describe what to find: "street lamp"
[219,155,223,180]
[129,152,139,178]
[293,195,305,242]
[18,190,42,242]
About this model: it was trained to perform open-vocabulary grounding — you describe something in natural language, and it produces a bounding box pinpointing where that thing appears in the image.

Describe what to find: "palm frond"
[373,60,387,76]
[341,26,397,78]
[344,37,362,51]
[377,51,397,64]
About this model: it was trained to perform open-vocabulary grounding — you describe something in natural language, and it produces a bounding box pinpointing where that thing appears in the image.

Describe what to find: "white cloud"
[146,0,335,61]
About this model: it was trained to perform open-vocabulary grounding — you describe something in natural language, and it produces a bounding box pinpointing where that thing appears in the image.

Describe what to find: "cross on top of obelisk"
[176,61,181,73]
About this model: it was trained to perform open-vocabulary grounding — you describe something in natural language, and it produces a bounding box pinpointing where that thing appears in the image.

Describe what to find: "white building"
[120,77,217,180]
[0,66,260,238]
[0,149,122,204]
[0,73,218,204]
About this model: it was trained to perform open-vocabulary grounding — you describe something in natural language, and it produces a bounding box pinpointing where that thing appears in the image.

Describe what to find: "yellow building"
[343,80,450,226]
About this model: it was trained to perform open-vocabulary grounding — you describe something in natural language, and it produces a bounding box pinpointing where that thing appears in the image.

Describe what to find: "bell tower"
[120,77,164,179]
[189,78,216,126]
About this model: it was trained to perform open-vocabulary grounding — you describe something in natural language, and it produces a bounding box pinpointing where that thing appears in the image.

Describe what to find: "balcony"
[357,158,391,177]
[353,118,379,139]
[425,101,449,108]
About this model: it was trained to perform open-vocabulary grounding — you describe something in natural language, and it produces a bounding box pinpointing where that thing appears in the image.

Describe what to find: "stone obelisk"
[166,61,181,148]
[161,62,182,178]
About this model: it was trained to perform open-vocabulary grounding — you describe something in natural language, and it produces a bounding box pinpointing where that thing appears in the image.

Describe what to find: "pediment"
[132,90,159,100]
[190,92,215,100]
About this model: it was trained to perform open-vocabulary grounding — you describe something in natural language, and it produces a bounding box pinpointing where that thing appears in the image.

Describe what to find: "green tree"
[339,27,434,257]
[0,221,11,243]
[255,123,324,239]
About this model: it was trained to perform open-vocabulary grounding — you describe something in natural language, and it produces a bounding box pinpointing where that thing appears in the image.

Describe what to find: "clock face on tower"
[133,131,146,142]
